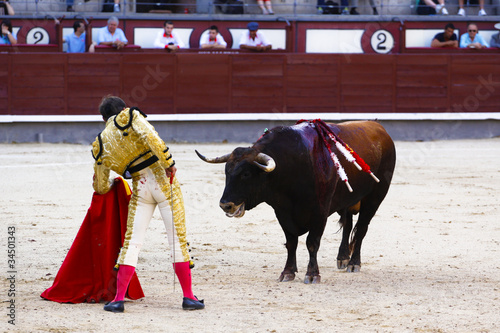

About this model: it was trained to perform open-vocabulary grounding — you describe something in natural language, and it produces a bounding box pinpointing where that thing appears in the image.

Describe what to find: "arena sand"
[0,138,499,332]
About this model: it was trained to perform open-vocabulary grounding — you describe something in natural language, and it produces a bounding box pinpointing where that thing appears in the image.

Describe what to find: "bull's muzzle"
[219,201,245,218]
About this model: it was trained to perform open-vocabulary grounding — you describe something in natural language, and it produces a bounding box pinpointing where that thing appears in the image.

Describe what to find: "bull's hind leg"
[347,189,389,272]
[336,209,353,269]
[347,164,393,272]
[347,206,376,272]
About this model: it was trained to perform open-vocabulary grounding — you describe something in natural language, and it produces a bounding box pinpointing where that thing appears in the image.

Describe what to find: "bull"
[196,120,396,284]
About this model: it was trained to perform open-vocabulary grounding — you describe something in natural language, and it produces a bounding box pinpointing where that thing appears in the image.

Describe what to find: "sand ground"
[1,138,499,332]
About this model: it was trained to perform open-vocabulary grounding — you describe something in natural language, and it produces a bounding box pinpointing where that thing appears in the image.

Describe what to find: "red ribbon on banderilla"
[297,119,380,192]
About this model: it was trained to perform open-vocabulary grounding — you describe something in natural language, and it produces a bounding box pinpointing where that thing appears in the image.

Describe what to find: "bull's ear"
[254,153,276,172]
[195,150,231,163]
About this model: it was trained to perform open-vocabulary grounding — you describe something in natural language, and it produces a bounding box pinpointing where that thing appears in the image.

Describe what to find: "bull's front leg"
[278,230,298,282]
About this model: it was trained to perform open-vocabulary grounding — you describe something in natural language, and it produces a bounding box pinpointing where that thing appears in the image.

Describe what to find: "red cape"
[41,178,144,303]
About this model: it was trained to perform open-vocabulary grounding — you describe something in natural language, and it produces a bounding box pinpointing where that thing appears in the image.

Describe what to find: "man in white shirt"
[239,22,272,52]
[200,25,227,49]
[154,21,185,51]
[97,16,128,50]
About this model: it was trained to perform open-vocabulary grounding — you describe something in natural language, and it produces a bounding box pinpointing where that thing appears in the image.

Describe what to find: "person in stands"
[154,21,185,51]
[200,25,227,49]
[0,19,17,45]
[431,23,458,48]
[460,22,489,49]
[96,16,128,50]
[239,22,272,52]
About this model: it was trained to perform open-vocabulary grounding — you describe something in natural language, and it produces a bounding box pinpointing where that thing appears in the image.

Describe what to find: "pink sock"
[173,261,195,299]
[113,265,135,302]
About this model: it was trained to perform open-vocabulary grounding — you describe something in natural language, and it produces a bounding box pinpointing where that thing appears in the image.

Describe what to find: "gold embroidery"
[151,163,190,262]
[91,108,174,194]
[117,176,139,265]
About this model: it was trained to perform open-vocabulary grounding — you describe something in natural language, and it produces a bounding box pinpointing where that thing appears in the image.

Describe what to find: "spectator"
[0,0,14,15]
[239,22,272,52]
[0,19,16,45]
[154,21,185,51]
[457,0,486,16]
[64,21,88,53]
[96,16,128,50]
[431,23,458,48]
[490,23,500,48]
[200,25,227,49]
[460,23,489,49]
[416,0,448,15]
[257,0,274,14]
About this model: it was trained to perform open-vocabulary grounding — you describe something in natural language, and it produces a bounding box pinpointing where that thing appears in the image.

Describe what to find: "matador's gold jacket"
[92,107,174,194]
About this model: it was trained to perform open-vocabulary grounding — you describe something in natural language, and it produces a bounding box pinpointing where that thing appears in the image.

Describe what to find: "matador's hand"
[166,166,177,179]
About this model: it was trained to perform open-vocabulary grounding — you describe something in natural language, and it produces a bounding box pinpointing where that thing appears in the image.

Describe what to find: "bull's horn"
[195,150,230,163]
[254,153,276,172]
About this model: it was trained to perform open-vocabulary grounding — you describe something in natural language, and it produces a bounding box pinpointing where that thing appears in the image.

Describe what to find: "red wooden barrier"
[2,53,500,116]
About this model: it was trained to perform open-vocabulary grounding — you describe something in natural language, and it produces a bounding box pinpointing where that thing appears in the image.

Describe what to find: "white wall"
[306,29,365,53]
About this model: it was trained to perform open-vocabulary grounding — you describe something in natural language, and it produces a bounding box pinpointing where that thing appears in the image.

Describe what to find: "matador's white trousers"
[118,167,185,267]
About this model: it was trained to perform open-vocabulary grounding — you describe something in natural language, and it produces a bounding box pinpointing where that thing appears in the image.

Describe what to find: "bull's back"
[332,121,396,208]
[266,120,395,200]
[290,120,395,171]
[299,120,395,214]
[335,121,392,145]
[333,121,396,172]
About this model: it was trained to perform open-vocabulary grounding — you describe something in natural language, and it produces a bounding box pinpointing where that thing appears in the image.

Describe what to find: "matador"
[92,96,204,312]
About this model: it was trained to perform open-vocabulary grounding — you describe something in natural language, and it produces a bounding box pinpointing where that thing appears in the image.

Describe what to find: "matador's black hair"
[99,95,127,121]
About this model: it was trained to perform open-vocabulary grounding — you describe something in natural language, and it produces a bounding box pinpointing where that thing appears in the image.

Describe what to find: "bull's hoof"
[337,259,350,269]
[346,265,361,273]
[304,275,321,284]
[278,272,295,282]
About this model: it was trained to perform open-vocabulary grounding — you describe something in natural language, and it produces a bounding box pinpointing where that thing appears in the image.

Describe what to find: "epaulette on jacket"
[114,107,147,134]
[91,134,103,164]
[92,107,148,164]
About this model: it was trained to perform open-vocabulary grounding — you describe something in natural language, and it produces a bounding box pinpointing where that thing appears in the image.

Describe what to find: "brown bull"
[196,120,396,283]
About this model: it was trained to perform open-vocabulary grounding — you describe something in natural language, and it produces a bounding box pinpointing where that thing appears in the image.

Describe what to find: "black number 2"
[376,32,387,50]
[33,31,44,44]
